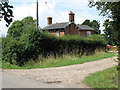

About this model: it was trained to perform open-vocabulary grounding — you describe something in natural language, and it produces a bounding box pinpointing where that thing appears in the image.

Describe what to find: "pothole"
[43,81,62,84]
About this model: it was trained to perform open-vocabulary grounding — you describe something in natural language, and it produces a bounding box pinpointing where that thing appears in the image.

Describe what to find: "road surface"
[2,71,78,88]
[2,57,117,88]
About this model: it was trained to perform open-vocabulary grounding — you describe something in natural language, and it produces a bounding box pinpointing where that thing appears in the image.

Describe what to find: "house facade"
[43,11,94,37]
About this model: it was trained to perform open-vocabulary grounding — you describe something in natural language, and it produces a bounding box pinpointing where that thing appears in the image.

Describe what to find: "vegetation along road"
[2,57,117,88]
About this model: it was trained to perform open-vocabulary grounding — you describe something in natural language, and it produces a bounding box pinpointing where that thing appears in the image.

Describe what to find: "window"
[56,31,59,36]
[60,32,64,36]
[87,31,91,36]
[78,31,80,35]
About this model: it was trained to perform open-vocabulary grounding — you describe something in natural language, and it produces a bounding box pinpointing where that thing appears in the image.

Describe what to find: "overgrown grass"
[83,66,118,88]
[2,52,117,69]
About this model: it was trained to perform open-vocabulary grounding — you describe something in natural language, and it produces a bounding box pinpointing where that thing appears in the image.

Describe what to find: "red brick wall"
[80,30,94,37]
[49,24,94,37]
[91,31,94,35]
[65,23,79,35]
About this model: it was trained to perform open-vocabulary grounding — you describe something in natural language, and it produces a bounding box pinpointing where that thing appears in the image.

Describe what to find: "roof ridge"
[43,22,70,30]
[43,22,94,31]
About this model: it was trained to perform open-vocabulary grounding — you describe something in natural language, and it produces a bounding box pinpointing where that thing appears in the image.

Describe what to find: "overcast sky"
[0,0,108,37]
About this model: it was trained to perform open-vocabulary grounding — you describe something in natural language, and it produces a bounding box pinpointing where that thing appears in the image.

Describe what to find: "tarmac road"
[0,70,2,89]
[2,71,77,88]
[1,56,117,89]
[1,57,117,88]
[2,71,59,88]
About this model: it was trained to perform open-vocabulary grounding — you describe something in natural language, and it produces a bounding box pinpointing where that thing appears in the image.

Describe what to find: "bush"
[2,31,42,66]
[2,17,42,66]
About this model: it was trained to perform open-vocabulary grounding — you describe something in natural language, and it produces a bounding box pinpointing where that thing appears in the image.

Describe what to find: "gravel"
[2,57,117,88]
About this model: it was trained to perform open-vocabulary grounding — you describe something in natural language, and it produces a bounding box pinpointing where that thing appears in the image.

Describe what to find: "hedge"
[39,34,107,58]
[2,31,107,66]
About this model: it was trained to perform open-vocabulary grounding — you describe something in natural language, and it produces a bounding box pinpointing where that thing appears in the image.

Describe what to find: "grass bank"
[83,66,118,88]
[2,52,117,69]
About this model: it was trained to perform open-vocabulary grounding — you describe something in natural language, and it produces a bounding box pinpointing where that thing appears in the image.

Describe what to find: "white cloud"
[13,1,56,26]
[100,17,113,34]
[0,18,8,37]
[0,1,56,36]
[13,4,35,20]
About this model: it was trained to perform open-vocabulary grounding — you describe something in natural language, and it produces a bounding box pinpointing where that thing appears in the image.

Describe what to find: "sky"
[0,0,108,37]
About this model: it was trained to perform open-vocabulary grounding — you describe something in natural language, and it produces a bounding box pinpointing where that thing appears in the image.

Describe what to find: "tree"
[2,16,42,66]
[91,20,100,34]
[82,19,91,26]
[7,16,36,37]
[82,19,100,34]
[88,0,120,88]
[103,19,118,45]
[0,0,14,27]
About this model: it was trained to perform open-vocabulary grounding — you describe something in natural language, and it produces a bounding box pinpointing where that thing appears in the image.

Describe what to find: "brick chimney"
[47,17,52,25]
[69,11,75,22]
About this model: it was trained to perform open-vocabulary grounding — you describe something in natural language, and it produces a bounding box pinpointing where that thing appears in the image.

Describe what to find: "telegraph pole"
[36,0,39,32]
[0,4,1,20]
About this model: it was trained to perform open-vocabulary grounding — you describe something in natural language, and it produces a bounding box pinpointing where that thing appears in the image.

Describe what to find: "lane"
[0,69,2,89]
[2,57,117,88]
[2,72,59,88]
[2,71,77,88]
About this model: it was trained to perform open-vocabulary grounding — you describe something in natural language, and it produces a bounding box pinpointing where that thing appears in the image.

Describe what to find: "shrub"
[2,17,42,66]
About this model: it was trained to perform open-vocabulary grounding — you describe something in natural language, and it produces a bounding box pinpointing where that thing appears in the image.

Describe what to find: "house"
[43,11,94,37]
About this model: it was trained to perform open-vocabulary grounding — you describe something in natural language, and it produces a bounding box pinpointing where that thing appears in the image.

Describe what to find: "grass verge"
[83,66,118,88]
[2,52,117,69]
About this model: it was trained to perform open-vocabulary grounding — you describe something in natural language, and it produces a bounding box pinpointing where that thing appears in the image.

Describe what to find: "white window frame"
[56,31,59,36]
[87,31,91,36]
[78,31,80,35]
